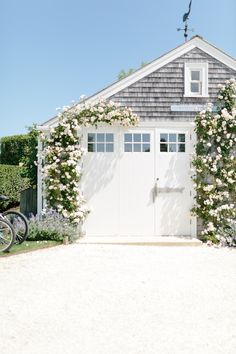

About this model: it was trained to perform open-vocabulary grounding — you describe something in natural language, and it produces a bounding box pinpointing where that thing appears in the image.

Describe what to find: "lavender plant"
[28,209,78,242]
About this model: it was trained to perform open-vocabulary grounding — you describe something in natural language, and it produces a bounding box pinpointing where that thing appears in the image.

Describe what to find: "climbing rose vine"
[192,78,236,244]
[40,99,139,223]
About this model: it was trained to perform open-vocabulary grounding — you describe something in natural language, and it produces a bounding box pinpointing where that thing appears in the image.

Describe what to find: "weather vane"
[177,0,194,42]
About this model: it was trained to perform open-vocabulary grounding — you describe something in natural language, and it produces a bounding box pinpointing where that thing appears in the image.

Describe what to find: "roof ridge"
[41,37,236,127]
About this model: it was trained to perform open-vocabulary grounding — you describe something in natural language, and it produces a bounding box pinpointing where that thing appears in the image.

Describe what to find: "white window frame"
[159,133,186,153]
[87,132,114,153]
[124,133,151,153]
[184,62,208,97]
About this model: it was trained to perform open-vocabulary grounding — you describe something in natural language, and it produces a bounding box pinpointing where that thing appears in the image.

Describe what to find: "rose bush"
[192,78,236,244]
[40,99,139,223]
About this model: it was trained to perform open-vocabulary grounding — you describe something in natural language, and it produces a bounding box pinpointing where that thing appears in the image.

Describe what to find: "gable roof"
[42,35,236,127]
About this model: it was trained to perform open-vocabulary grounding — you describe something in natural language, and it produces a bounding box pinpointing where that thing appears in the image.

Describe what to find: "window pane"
[124,144,132,152]
[88,133,95,142]
[88,143,95,152]
[191,70,200,81]
[191,82,200,93]
[178,134,185,142]
[178,144,185,152]
[106,133,114,142]
[133,144,141,152]
[160,134,168,143]
[169,144,177,152]
[97,133,105,142]
[142,144,150,152]
[134,134,141,142]
[124,134,132,142]
[97,143,105,152]
[142,134,150,142]
[160,143,168,152]
[169,134,176,142]
[106,143,114,152]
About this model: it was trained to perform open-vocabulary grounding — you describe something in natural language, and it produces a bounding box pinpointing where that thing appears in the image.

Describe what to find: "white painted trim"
[39,121,196,131]
[192,37,236,71]
[137,121,195,128]
[190,128,197,238]
[41,36,236,128]
[37,126,50,132]
[37,139,43,215]
[82,121,195,129]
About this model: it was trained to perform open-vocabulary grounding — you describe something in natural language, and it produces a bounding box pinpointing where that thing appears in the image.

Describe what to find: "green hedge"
[20,128,38,187]
[0,165,30,211]
[0,134,31,165]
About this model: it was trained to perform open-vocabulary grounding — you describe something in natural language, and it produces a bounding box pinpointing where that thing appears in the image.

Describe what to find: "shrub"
[0,127,38,188]
[192,79,236,243]
[41,99,138,223]
[0,134,30,165]
[217,222,236,247]
[28,209,79,242]
[20,126,38,187]
[0,165,30,211]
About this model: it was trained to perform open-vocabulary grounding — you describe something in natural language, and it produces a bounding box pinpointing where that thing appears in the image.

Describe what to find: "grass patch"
[0,240,61,257]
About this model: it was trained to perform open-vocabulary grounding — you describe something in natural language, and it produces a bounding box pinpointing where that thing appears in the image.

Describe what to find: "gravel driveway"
[0,244,236,354]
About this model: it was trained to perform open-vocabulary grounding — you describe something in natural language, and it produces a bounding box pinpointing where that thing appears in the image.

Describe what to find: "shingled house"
[38,36,236,238]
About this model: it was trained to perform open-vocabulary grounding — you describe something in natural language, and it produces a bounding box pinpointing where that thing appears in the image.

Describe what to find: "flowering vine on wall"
[40,99,139,224]
[192,78,236,245]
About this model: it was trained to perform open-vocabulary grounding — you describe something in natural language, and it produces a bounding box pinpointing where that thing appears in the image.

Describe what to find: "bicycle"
[0,217,16,252]
[0,195,29,244]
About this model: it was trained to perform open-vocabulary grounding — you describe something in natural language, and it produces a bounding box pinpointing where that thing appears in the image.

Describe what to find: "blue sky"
[1,0,236,137]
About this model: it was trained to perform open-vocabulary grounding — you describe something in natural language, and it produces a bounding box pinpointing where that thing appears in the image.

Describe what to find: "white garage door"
[82,126,193,237]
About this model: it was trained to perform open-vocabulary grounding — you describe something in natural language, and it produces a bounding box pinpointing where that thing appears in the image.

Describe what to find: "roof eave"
[41,36,236,127]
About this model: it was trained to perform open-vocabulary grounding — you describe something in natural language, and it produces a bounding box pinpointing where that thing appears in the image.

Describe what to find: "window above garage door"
[160,133,186,153]
[87,133,114,152]
[124,133,150,152]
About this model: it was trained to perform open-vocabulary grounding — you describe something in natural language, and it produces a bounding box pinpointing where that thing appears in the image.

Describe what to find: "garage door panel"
[156,130,192,236]
[82,127,119,236]
[119,129,155,236]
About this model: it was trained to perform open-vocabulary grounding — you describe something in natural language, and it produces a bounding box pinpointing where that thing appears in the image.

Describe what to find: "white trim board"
[41,36,236,128]
[39,120,196,132]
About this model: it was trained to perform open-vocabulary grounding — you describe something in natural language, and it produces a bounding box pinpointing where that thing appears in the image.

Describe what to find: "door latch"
[153,178,159,202]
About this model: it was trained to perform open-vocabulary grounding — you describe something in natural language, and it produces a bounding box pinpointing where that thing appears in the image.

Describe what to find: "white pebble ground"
[0,244,236,354]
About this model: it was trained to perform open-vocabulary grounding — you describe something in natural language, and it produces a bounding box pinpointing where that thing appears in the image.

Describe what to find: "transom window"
[160,133,186,152]
[124,133,150,152]
[88,133,114,152]
[184,62,208,97]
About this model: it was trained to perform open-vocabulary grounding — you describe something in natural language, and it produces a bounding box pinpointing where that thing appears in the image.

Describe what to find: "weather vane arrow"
[177,0,194,42]
[183,0,192,22]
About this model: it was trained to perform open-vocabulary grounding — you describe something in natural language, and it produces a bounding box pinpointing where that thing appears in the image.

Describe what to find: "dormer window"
[184,62,208,97]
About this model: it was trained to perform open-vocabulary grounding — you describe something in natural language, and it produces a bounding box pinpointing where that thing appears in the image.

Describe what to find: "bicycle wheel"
[3,211,29,244]
[0,218,16,252]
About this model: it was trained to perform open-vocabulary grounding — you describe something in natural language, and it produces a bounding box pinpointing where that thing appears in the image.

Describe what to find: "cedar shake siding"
[110,48,236,122]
